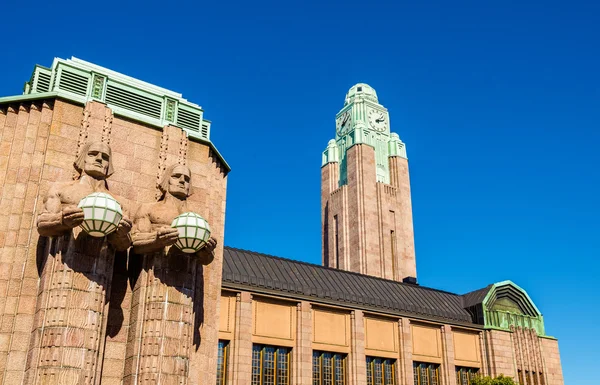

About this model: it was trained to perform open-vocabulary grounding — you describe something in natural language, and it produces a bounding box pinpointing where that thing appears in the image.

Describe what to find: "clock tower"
[321,84,417,281]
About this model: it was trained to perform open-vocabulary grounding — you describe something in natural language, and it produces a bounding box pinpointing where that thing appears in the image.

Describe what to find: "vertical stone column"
[399,318,413,385]
[321,161,339,267]
[350,310,366,385]
[478,332,489,377]
[295,302,312,385]
[1,100,53,385]
[232,292,252,385]
[346,144,379,276]
[125,251,199,385]
[441,325,456,385]
[388,156,416,280]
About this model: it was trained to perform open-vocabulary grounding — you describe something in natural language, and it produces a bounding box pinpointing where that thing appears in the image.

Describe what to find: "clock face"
[336,110,352,135]
[368,109,388,132]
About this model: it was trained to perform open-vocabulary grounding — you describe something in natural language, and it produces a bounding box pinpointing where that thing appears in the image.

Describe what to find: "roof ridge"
[223,245,462,297]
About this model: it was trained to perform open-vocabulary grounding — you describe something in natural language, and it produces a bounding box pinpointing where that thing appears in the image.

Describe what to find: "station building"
[0,58,563,385]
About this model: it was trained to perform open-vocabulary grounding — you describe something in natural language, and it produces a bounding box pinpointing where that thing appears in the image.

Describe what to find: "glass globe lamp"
[77,192,123,237]
[171,212,211,253]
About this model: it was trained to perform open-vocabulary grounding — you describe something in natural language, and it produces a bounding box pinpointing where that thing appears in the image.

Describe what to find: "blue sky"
[1,0,598,383]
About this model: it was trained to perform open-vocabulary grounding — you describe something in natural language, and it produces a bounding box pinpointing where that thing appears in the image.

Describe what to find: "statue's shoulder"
[47,179,78,196]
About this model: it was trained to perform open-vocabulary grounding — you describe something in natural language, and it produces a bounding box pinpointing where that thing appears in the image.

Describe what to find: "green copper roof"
[473,280,547,336]
[0,57,229,172]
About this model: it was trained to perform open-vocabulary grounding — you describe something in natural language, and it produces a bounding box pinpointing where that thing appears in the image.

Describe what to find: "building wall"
[218,290,564,385]
[0,99,227,385]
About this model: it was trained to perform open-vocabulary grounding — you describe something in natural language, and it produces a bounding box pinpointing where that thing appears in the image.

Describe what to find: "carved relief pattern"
[134,254,198,385]
[157,131,169,199]
[101,108,113,145]
[73,105,91,180]
[179,131,188,166]
[28,236,114,385]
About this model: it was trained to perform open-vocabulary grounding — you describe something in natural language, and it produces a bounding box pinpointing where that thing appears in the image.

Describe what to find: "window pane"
[263,346,275,385]
[383,359,395,385]
[334,354,345,385]
[323,353,333,385]
[374,358,382,385]
[277,348,289,385]
[314,352,321,385]
[217,341,228,385]
[252,346,262,385]
[367,358,373,385]
[413,363,419,385]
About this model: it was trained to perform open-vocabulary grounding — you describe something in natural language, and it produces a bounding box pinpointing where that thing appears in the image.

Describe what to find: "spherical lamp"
[78,192,123,237]
[171,212,211,253]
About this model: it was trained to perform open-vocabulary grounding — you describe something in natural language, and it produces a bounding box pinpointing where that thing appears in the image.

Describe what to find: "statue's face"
[83,143,111,179]
[168,165,191,199]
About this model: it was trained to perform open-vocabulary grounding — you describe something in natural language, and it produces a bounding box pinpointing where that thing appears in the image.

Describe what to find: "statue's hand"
[196,237,217,265]
[62,207,85,228]
[204,237,217,253]
[115,217,132,236]
[157,227,179,247]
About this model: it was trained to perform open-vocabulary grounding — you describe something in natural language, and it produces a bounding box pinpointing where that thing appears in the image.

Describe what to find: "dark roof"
[222,247,475,324]
[461,285,492,308]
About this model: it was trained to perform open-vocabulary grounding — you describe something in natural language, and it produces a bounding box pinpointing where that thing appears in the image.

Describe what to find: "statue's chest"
[60,185,95,206]
[148,208,180,227]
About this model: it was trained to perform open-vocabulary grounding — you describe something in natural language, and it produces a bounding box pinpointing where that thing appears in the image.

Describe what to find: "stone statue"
[27,141,132,385]
[125,163,216,384]
[131,163,217,261]
[37,141,132,249]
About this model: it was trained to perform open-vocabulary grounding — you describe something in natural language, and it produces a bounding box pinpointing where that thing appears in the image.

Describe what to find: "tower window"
[357,87,362,92]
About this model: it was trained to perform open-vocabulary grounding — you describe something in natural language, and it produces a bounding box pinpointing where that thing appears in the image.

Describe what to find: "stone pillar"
[321,161,339,267]
[478,332,489,377]
[539,337,563,385]
[350,310,366,385]
[346,144,379,276]
[388,156,416,280]
[0,101,53,385]
[124,251,199,385]
[399,318,413,385]
[295,301,312,385]
[232,292,252,385]
[441,325,456,385]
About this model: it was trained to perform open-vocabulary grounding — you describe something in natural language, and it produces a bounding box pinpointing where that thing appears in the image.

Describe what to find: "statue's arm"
[37,185,83,237]
[131,205,179,254]
[107,213,132,251]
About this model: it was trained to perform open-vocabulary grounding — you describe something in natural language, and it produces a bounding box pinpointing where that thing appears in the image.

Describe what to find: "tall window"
[217,340,229,385]
[367,357,396,385]
[518,370,524,385]
[413,362,439,385]
[334,215,340,268]
[252,345,291,385]
[313,351,347,385]
[455,367,479,385]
